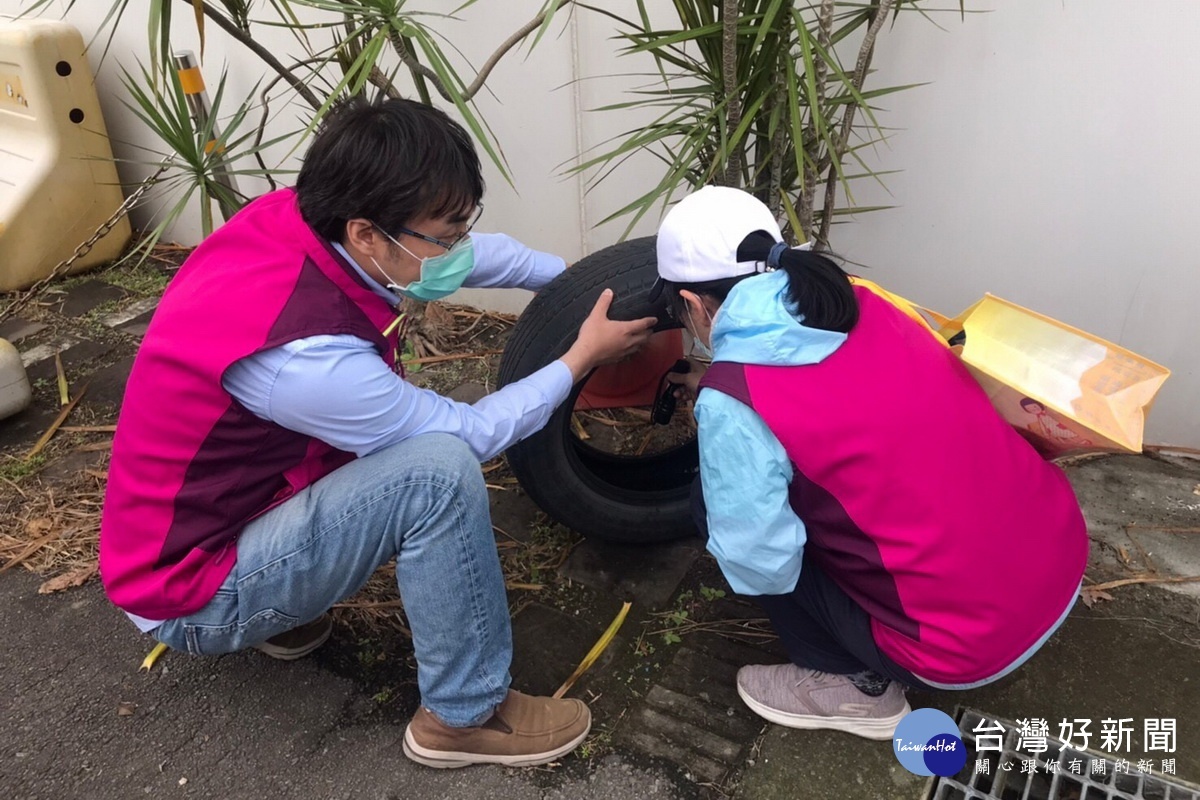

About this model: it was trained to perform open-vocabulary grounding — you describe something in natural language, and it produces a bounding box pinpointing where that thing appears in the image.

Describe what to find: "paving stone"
[687,630,787,669]
[0,342,126,450]
[53,279,128,317]
[0,318,47,344]
[617,635,786,789]
[508,601,623,698]
[19,337,79,368]
[404,370,434,388]
[637,704,742,763]
[113,307,157,339]
[23,340,116,387]
[561,538,702,609]
[85,355,136,412]
[622,730,728,785]
[36,449,107,483]
[643,684,759,743]
[657,647,743,710]
[0,401,61,451]
[97,297,158,330]
[446,382,488,404]
[489,487,542,542]
[639,633,786,743]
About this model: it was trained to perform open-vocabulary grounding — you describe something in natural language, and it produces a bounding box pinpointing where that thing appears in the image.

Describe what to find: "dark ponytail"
[735,230,858,333]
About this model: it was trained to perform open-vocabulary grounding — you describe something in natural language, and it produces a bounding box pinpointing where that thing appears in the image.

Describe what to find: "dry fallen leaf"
[25,518,53,536]
[37,564,97,594]
[117,701,137,716]
[1080,587,1114,608]
[1193,483,1200,496]
[1117,544,1132,566]
[554,601,632,699]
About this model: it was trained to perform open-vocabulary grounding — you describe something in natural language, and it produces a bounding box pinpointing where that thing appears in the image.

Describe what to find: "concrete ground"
[2,278,1199,799]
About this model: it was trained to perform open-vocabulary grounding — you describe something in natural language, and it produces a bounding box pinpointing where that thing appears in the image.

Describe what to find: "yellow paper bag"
[849,279,1170,459]
[937,295,1170,457]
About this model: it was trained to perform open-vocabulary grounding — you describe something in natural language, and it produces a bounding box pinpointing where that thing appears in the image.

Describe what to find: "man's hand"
[560,289,658,382]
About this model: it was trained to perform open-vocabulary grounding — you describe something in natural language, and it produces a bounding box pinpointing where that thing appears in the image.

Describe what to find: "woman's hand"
[666,358,708,401]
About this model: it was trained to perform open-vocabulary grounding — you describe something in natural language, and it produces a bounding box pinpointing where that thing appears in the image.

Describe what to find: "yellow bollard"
[173,50,240,221]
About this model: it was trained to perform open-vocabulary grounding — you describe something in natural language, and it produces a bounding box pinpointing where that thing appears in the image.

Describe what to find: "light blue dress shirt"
[221,232,573,463]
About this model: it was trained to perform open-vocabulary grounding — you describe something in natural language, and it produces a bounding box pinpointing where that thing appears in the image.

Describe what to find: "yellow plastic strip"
[553,601,632,699]
[55,352,69,407]
[140,642,169,672]
[383,312,407,338]
[177,66,206,95]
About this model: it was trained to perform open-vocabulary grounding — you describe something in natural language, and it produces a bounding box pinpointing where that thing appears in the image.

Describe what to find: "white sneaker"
[736,664,910,741]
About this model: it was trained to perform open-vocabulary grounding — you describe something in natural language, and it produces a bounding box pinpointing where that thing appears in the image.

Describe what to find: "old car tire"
[497,237,699,543]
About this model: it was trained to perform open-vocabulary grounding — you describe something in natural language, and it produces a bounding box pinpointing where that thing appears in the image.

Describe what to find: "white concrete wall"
[835,1,1199,448]
[3,1,1196,447]
[1,2,672,299]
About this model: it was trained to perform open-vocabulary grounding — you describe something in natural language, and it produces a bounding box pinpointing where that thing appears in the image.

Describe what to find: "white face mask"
[685,303,715,360]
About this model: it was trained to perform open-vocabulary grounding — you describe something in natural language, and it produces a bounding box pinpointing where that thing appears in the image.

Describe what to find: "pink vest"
[700,288,1087,684]
[100,189,401,619]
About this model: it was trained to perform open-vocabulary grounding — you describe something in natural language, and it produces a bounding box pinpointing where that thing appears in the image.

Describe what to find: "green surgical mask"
[374,233,475,303]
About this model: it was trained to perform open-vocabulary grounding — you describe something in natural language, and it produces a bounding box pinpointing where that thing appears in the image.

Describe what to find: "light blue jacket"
[697,271,1077,686]
[695,269,848,596]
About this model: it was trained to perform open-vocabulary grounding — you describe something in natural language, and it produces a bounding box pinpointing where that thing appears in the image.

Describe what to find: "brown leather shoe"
[253,614,332,661]
[403,690,591,768]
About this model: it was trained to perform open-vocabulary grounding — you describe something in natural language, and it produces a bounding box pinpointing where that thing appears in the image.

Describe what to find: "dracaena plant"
[116,61,292,259]
[574,0,966,248]
[18,0,576,251]
[18,0,968,260]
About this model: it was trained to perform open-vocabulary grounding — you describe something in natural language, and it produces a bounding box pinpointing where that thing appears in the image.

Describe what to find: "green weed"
[0,453,46,483]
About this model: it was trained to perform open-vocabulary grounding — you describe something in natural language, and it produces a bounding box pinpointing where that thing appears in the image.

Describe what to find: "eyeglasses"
[389,203,484,251]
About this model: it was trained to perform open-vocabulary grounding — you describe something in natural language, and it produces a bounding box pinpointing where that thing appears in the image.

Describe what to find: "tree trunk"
[817,0,895,248]
[720,0,743,188]
[799,0,835,243]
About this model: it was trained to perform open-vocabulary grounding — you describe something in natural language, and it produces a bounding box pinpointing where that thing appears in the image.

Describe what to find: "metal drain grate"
[927,708,1199,800]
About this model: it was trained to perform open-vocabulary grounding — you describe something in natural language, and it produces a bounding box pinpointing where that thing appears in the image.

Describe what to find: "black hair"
[296,97,484,243]
[666,230,859,333]
[1019,398,1045,411]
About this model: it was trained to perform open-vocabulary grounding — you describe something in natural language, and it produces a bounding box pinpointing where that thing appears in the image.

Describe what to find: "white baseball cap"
[649,186,785,301]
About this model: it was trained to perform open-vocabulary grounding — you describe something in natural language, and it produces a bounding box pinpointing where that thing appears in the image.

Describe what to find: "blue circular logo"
[892,709,967,777]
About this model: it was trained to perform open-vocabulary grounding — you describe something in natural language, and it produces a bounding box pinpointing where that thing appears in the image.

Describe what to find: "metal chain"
[0,156,176,324]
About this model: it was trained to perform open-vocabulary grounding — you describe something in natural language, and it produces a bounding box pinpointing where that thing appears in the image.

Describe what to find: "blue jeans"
[152,433,512,727]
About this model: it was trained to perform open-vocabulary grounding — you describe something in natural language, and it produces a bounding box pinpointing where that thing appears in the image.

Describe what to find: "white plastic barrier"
[0,18,131,292]
[0,338,31,420]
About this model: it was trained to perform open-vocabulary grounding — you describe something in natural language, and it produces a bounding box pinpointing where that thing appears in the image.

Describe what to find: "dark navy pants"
[691,478,933,689]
